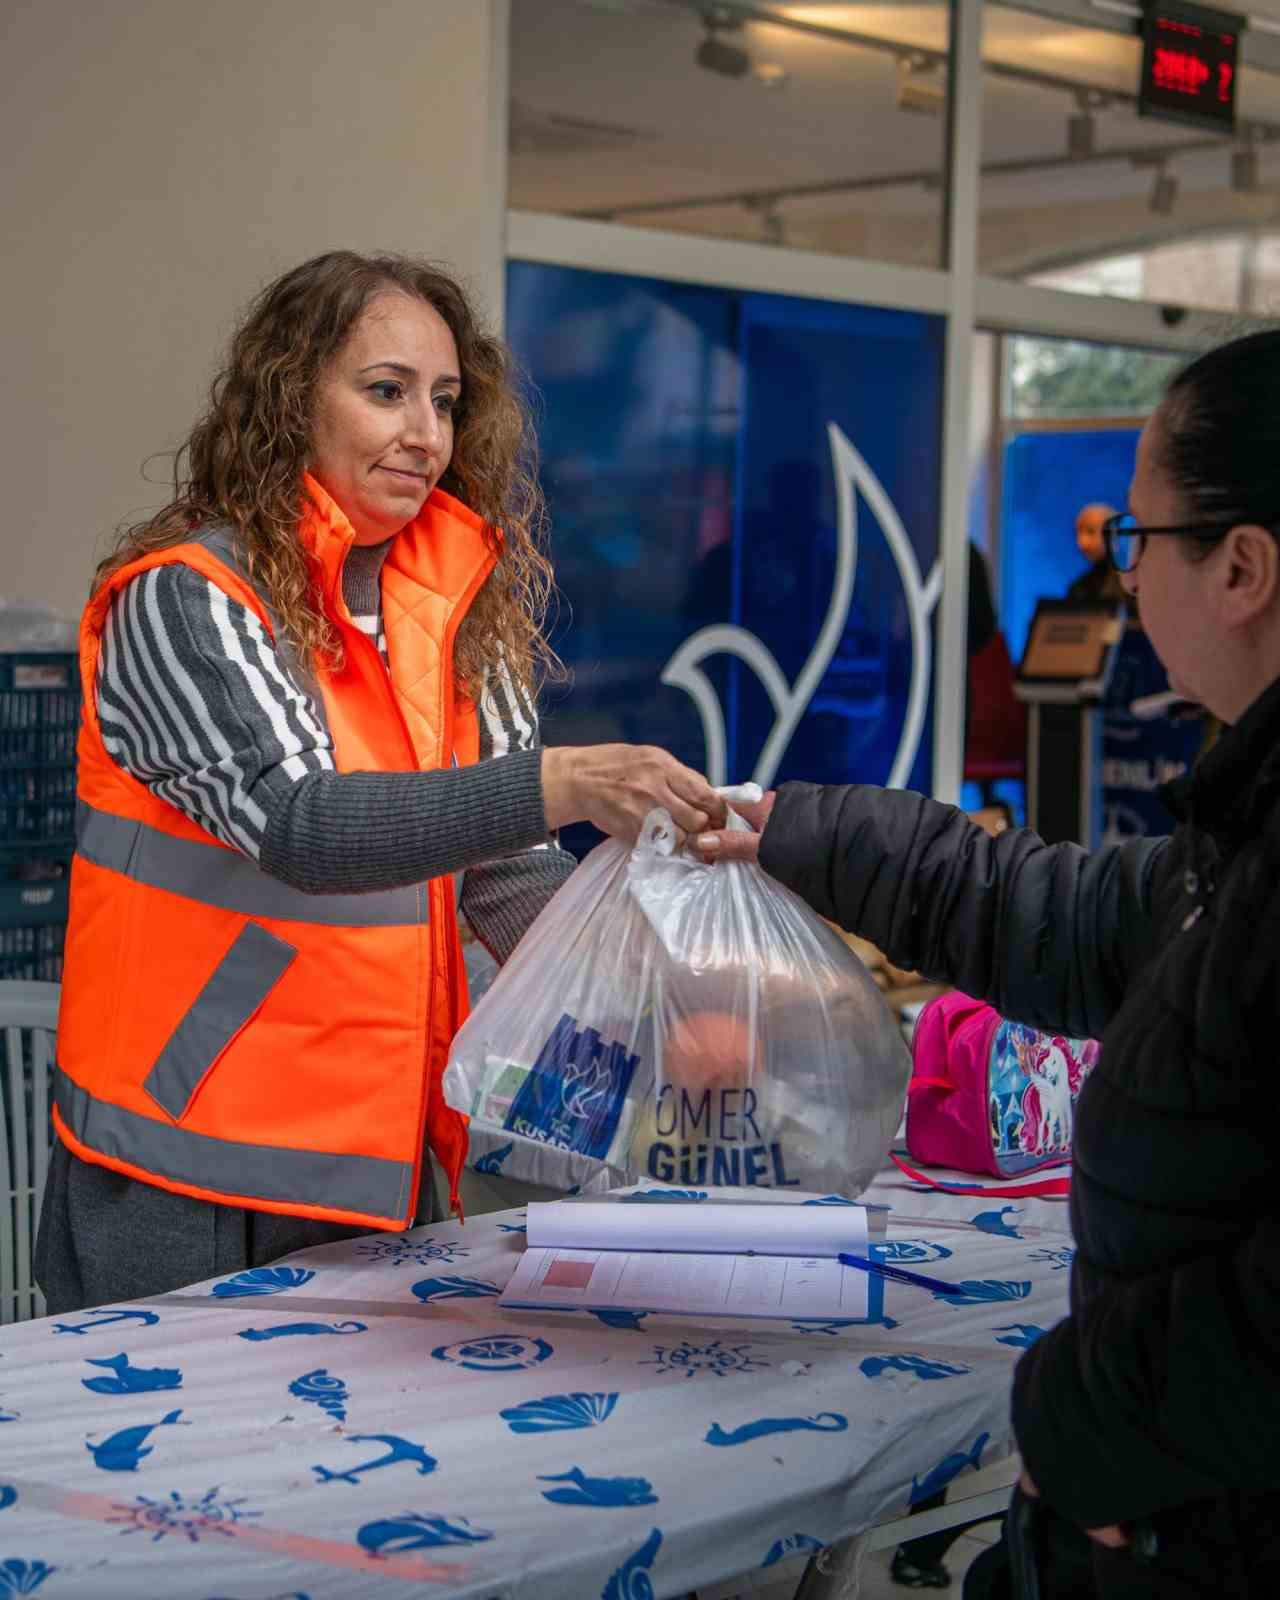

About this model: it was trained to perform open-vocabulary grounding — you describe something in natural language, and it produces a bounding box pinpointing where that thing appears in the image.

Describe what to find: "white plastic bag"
[444,804,911,1198]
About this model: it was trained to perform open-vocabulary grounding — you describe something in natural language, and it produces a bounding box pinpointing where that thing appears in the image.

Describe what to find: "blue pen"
[838,1252,960,1295]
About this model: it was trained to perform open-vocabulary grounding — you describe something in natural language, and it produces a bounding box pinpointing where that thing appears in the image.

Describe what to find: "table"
[0,1167,1073,1600]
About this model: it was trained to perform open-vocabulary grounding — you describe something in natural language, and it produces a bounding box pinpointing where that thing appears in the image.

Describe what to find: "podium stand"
[1014,600,1126,849]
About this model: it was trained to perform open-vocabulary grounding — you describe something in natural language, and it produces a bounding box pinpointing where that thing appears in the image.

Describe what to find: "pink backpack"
[893,990,1099,1197]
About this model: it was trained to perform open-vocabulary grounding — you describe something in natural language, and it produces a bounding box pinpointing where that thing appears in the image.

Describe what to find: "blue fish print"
[474,1140,514,1175]
[993,1323,1045,1350]
[763,1534,824,1566]
[86,1408,184,1471]
[357,1513,493,1554]
[81,1353,182,1395]
[705,1413,847,1447]
[934,1279,1032,1306]
[0,1561,57,1597]
[0,1486,15,1512]
[500,1392,618,1433]
[588,1309,648,1331]
[859,1354,971,1381]
[538,1466,657,1508]
[603,1527,662,1600]
[52,1307,160,1335]
[409,1275,500,1305]
[211,1267,316,1298]
[238,1320,367,1341]
[288,1369,348,1421]
[618,1189,707,1203]
[971,1206,1023,1240]
[909,1432,990,1504]
[312,1433,436,1485]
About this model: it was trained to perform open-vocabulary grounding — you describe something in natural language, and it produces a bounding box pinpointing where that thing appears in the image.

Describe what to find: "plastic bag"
[444,805,911,1198]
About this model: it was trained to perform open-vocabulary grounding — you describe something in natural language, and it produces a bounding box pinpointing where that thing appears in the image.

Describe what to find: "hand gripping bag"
[444,808,911,1198]
[892,990,1099,1196]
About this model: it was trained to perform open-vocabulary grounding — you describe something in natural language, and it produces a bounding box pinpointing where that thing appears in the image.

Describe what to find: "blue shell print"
[0,1560,57,1597]
[500,1392,618,1433]
[211,1267,315,1298]
[288,1369,348,1421]
[934,1280,1031,1306]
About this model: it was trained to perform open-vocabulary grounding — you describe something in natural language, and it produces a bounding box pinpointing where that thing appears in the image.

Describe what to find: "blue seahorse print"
[238,1320,367,1341]
[859,1354,971,1381]
[909,1432,990,1504]
[474,1141,514,1175]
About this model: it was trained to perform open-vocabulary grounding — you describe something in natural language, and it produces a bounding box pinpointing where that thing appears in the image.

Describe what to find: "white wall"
[2,0,509,620]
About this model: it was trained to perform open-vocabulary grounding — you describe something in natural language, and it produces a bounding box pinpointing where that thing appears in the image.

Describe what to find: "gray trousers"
[33,1138,431,1315]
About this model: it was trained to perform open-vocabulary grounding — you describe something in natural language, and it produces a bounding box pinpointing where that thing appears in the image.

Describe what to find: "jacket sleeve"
[1012,1210,1280,1524]
[758,781,1166,1040]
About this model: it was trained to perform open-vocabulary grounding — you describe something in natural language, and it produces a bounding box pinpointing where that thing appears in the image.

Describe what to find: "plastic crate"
[0,653,80,858]
[0,878,70,982]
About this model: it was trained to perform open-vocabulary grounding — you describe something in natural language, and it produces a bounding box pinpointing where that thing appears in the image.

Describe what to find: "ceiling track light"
[743,195,785,245]
[896,53,944,117]
[1149,164,1178,215]
[696,8,750,79]
[1067,92,1095,159]
[1233,128,1259,193]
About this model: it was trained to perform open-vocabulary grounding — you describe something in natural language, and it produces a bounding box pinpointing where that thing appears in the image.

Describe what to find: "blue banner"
[506,263,945,852]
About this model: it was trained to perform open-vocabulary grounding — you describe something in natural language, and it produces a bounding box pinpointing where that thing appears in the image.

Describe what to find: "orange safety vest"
[54,474,499,1230]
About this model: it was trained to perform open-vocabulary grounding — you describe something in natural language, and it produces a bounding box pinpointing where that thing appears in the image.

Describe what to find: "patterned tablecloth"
[0,1166,1074,1600]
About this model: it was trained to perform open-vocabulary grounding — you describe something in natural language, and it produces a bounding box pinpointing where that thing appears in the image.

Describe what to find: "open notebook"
[499,1193,887,1322]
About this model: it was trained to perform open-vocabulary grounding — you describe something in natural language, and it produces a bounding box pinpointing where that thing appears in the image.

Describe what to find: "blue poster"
[506,262,945,852]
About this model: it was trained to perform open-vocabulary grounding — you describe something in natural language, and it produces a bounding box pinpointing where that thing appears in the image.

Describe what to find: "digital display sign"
[1138,2,1242,132]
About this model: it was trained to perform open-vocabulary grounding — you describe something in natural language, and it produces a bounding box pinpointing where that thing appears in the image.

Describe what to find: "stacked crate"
[0,653,80,982]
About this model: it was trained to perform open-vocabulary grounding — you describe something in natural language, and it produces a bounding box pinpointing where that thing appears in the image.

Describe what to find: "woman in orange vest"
[36,250,725,1313]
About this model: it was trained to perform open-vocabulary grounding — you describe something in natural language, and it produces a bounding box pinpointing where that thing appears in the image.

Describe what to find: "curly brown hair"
[97,251,561,701]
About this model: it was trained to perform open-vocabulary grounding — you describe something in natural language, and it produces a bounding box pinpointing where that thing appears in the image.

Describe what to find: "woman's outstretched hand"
[694,790,776,863]
[541,744,728,841]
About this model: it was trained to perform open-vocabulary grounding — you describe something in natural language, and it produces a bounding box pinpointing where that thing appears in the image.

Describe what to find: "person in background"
[697,328,1280,1598]
[36,250,725,1314]
[1066,501,1127,604]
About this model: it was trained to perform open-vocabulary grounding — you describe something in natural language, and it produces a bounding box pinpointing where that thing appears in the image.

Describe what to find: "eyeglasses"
[1102,512,1239,574]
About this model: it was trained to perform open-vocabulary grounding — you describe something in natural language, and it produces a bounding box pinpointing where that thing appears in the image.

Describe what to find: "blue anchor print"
[909,1432,990,1504]
[81,1353,182,1394]
[495,1222,527,1233]
[0,1485,15,1512]
[789,1319,863,1336]
[705,1413,848,1447]
[409,1276,500,1305]
[0,1560,57,1597]
[971,1206,1023,1240]
[312,1433,437,1485]
[537,1467,657,1507]
[474,1140,514,1175]
[993,1323,1045,1350]
[52,1307,160,1335]
[86,1409,185,1471]
[603,1528,662,1600]
[357,1514,493,1555]
[237,1320,367,1341]
[859,1354,971,1381]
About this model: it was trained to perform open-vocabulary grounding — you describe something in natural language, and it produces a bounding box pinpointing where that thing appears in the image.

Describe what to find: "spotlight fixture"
[1149,164,1178,215]
[696,10,750,79]
[753,62,788,90]
[895,54,944,117]
[744,195,785,245]
[1067,93,1095,160]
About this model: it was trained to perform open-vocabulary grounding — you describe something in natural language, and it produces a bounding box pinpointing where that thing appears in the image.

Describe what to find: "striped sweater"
[96,540,576,964]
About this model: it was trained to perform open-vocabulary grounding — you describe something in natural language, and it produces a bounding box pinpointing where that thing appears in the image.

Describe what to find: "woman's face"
[1121,411,1216,707]
[310,291,461,545]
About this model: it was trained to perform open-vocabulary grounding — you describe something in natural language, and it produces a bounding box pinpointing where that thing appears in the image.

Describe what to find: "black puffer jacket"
[759,675,1280,1532]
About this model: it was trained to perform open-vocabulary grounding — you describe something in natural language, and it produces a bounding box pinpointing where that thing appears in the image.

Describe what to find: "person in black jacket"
[696,328,1280,1599]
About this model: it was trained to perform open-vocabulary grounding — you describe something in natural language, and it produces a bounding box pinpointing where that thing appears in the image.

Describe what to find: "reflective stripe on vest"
[76,801,428,928]
[55,1072,413,1220]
